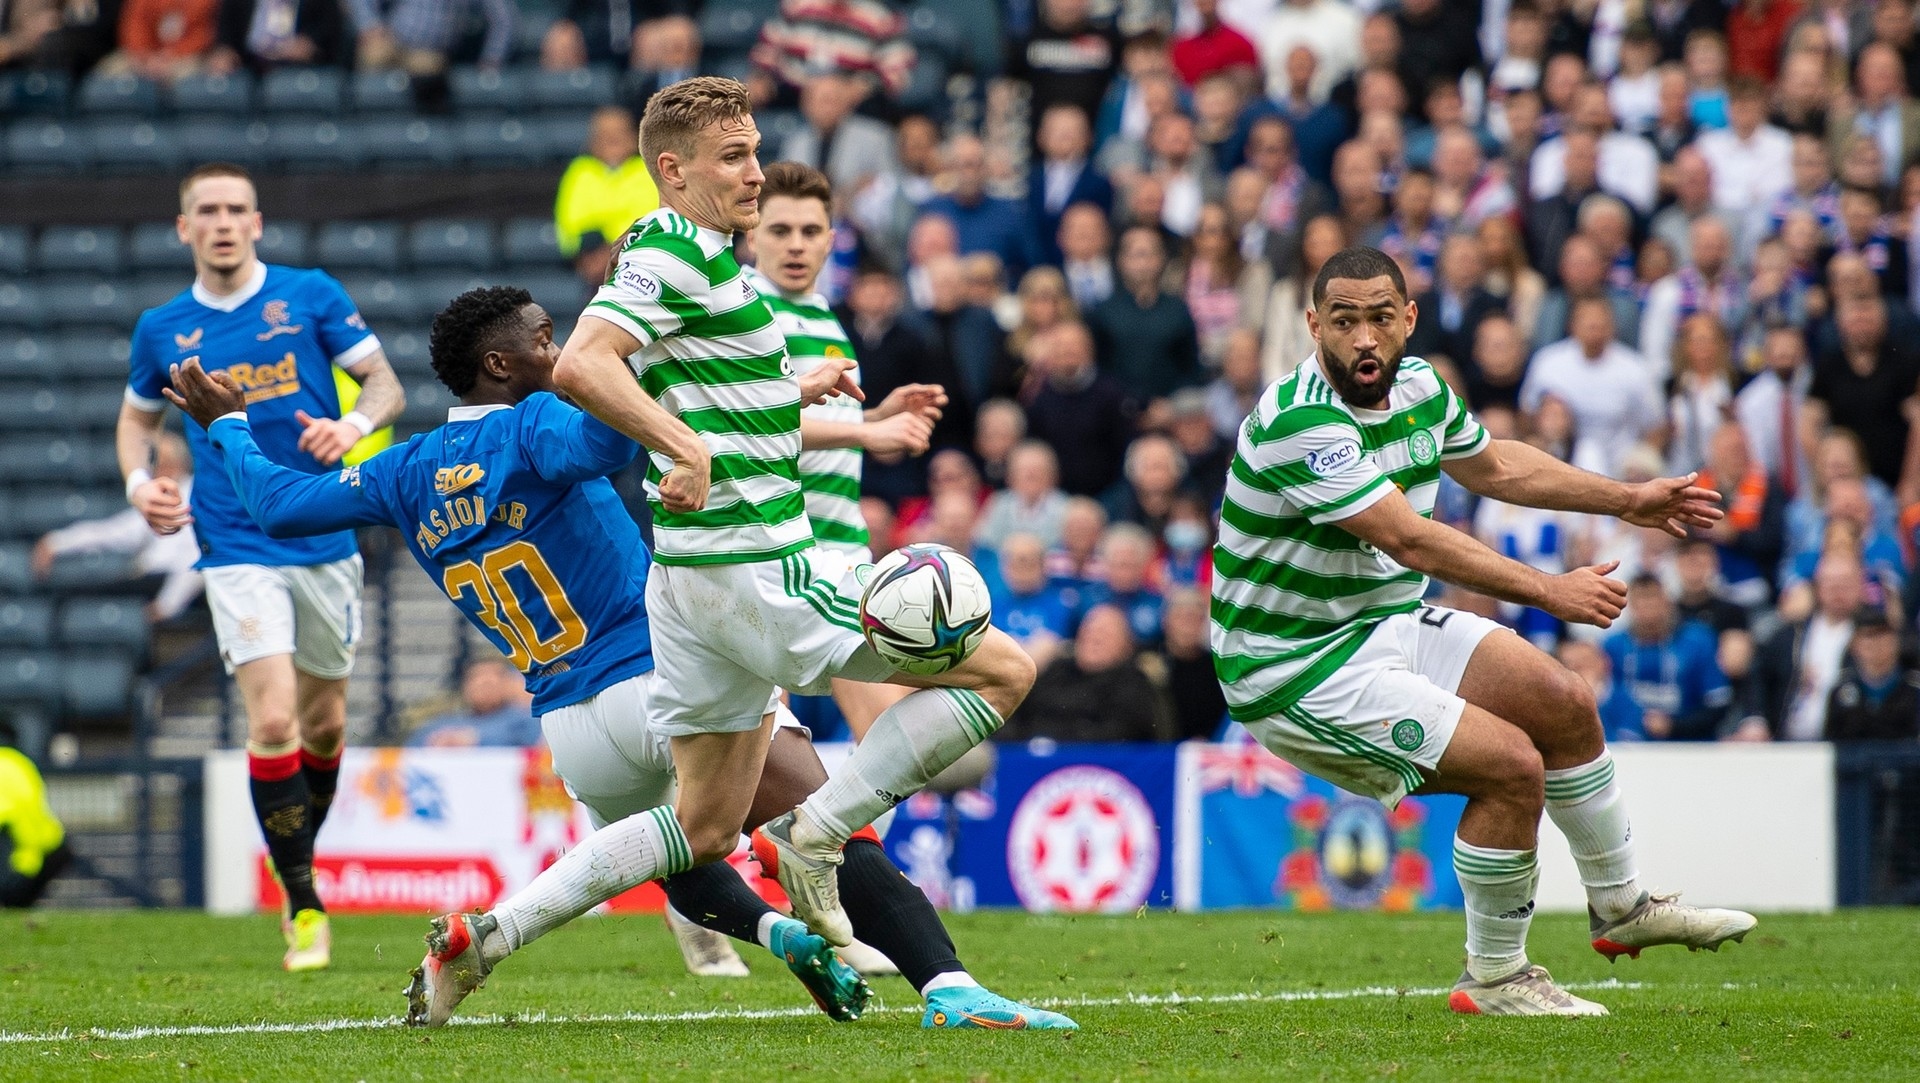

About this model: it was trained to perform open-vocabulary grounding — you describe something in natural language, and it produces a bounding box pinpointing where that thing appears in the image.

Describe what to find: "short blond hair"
[178,162,254,212]
[639,76,754,183]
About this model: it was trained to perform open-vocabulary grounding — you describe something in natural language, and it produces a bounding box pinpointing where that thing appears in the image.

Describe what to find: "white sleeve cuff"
[331,335,383,369]
[124,385,167,412]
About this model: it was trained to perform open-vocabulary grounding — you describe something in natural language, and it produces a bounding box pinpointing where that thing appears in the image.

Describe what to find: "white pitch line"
[0,980,1644,1045]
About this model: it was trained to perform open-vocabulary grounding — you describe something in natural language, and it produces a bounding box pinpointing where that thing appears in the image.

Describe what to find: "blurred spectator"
[1172,0,1255,88]
[1095,33,1177,165]
[920,254,1009,409]
[1139,112,1217,238]
[1473,484,1580,649]
[1649,2,1723,64]
[1785,429,1902,571]
[1462,312,1529,412]
[1056,202,1115,312]
[1159,587,1227,740]
[1735,323,1814,498]
[1242,112,1336,264]
[541,1,696,73]
[1769,48,1831,139]
[1166,387,1230,506]
[922,134,1035,280]
[1029,105,1114,268]
[1011,0,1121,137]
[1259,0,1360,104]
[1650,147,1716,269]
[1273,47,1351,182]
[1184,203,1270,363]
[1673,538,1756,676]
[1763,133,1841,244]
[1476,215,1546,345]
[0,0,61,71]
[556,106,659,277]
[988,532,1073,669]
[1368,167,1444,294]
[207,0,345,74]
[1695,423,1788,605]
[848,113,942,259]
[1331,139,1389,241]
[1156,488,1216,589]
[1833,184,1909,301]
[891,448,984,548]
[750,0,913,106]
[1526,129,1606,276]
[1782,477,1906,593]
[1207,327,1264,441]
[963,253,1018,330]
[1531,81,1660,215]
[912,490,984,552]
[1261,213,1345,380]
[97,0,217,80]
[1522,296,1664,476]
[1103,432,1187,535]
[1685,28,1731,128]
[1082,523,1163,646]
[903,213,958,310]
[407,659,540,748]
[1089,225,1202,401]
[9,0,119,78]
[0,739,69,909]
[1558,638,1647,743]
[1046,495,1107,602]
[1726,0,1801,83]
[1003,604,1171,743]
[1605,574,1733,740]
[1806,294,1920,488]
[838,267,960,498]
[33,432,201,622]
[1608,22,1663,134]
[1641,216,1744,382]
[1394,0,1479,97]
[1429,125,1515,232]
[1407,231,1503,368]
[1826,42,1920,187]
[1737,551,1871,740]
[1667,314,1736,476]
[1004,267,1080,393]
[351,0,512,75]
[1024,322,1135,498]
[783,70,898,198]
[976,440,1070,549]
[974,397,1026,489]
[1823,609,1920,741]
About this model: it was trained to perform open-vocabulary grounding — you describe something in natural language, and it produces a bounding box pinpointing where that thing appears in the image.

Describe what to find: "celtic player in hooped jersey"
[1212,246,1756,1017]
[553,78,1043,962]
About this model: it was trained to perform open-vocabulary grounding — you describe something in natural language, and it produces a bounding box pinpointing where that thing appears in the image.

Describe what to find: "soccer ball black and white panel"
[858,543,994,676]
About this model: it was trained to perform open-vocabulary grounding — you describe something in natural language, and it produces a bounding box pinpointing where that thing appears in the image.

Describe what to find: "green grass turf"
[2,908,1915,1081]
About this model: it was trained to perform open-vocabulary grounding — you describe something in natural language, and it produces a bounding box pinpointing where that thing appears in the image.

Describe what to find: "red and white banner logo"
[1006,766,1159,913]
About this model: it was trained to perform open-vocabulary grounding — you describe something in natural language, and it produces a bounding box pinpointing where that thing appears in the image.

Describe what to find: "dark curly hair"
[429,286,535,397]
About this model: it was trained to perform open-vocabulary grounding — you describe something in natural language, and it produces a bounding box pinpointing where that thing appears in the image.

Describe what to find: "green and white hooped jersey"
[747,267,870,554]
[585,209,811,566]
[1210,354,1489,722]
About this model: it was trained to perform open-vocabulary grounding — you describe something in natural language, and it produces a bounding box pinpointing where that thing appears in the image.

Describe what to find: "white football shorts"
[202,555,363,679]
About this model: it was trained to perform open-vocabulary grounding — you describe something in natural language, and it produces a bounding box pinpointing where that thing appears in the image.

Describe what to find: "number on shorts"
[443,540,588,669]
[1417,606,1453,629]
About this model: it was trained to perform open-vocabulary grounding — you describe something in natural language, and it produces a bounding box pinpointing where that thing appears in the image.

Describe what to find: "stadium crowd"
[13,0,1920,750]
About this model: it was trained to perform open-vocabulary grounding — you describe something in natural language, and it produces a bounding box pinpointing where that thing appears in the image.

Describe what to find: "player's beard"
[1321,346,1401,408]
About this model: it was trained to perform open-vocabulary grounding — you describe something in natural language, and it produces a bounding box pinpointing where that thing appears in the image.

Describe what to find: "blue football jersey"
[203,394,653,714]
[127,262,378,568]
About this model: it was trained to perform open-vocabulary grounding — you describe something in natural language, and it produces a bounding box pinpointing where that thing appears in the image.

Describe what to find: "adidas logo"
[1498,901,1537,921]
[875,788,905,807]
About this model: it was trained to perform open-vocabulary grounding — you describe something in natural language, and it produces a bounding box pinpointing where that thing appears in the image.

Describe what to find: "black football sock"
[659,860,777,945]
[248,742,323,914]
[839,837,964,993]
[300,742,343,837]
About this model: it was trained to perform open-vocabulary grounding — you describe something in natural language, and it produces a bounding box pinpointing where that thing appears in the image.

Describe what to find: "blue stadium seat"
[541,114,592,161]
[257,221,311,267]
[0,653,60,706]
[269,118,364,172]
[59,599,150,649]
[0,601,55,650]
[705,51,753,86]
[502,218,562,267]
[69,388,127,429]
[62,651,138,716]
[88,119,184,173]
[399,377,455,435]
[41,278,139,328]
[13,488,123,534]
[351,69,415,114]
[411,272,498,320]
[0,385,62,428]
[337,274,421,323]
[75,72,160,116]
[529,67,616,112]
[3,70,70,115]
[0,283,47,329]
[51,332,134,381]
[0,226,30,274]
[128,222,191,272]
[42,549,134,591]
[0,333,51,378]
[379,329,432,373]
[35,226,124,275]
[0,435,89,481]
[450,66,525,114]
[170,72,254,115]
[409,219,496,270]
[179,118,271,169]
[129,275,185,312]
[458,116,545,169]
[357,117,459,169]
[519,270,587,317]
[700,0,775,53]
[315,222,406,272]
[5,119,88,175]
[0,542,32,593]
[261,67,346,114]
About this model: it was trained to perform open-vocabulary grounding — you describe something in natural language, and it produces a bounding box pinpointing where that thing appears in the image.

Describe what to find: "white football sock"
[1543,750,1642,921]
[488,806,693,960]
[920,971,981,996]
[755,911,784,950]
[1454,838,1538,983]
[793,689,1000,851]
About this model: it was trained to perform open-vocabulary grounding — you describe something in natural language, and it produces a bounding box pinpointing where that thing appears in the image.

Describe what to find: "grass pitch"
[2,908,1915,1081]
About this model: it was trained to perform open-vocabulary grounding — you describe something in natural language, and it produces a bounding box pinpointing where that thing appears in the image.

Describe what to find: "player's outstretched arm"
[799,413,932,459]
[1443,438,1723,538]
[1339,486,1628,628]
[554,316,711,513]
[164,360,393,539]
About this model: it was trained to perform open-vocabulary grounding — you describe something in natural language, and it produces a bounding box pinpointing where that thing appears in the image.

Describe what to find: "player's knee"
[1496,744,1547,812]
[1552,664,1599,726]
[979,632,1036,701]
[247,709,297,747]
[683,821,745,866]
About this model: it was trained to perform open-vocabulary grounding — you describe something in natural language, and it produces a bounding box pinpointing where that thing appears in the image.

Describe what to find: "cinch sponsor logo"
[434,463,485,495]
[256,855,503,913]
[224,353,301,404]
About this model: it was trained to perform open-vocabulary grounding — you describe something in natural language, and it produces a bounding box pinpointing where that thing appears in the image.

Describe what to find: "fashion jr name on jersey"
[412,496,529,553]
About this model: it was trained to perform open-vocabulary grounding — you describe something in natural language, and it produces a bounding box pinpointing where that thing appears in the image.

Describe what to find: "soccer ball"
[859,544,993,676]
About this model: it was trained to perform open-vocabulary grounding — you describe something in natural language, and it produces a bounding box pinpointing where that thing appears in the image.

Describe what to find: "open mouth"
[782,261,809,276]
[1354,357,1382,380]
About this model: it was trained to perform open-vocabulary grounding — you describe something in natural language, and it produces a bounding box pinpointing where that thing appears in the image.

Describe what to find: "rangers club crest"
[1006,766,1159,913]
